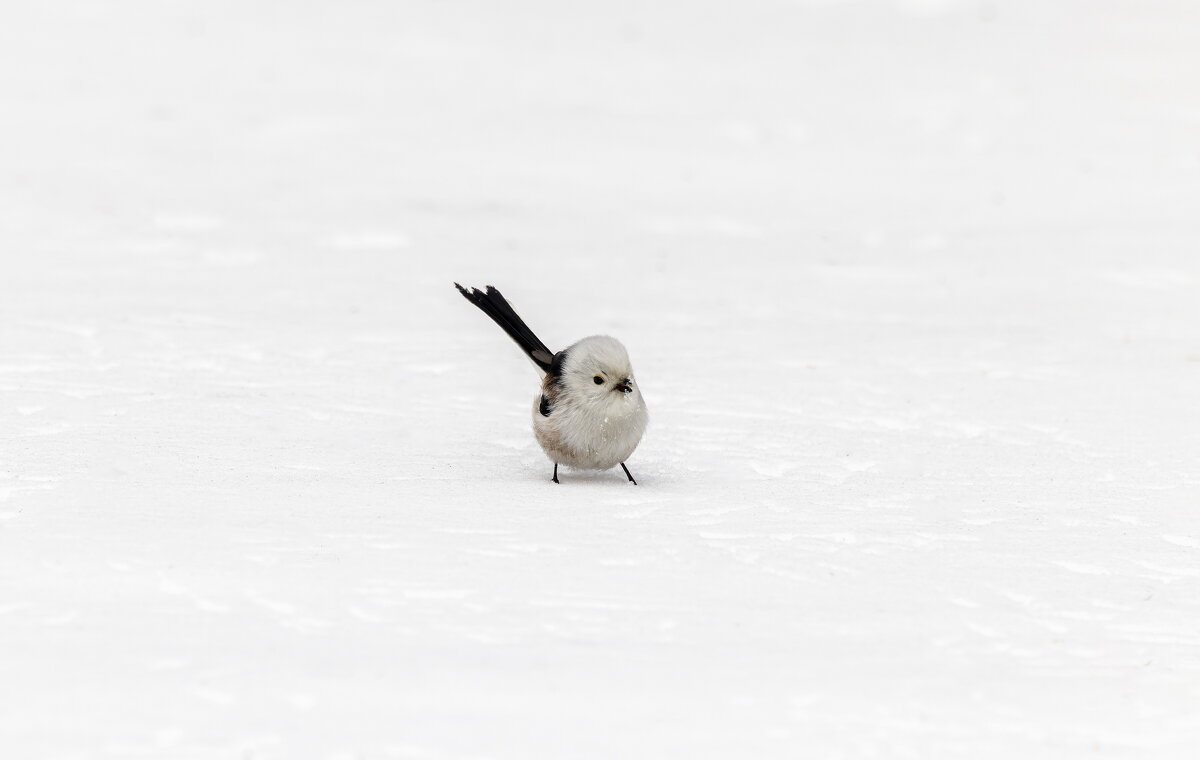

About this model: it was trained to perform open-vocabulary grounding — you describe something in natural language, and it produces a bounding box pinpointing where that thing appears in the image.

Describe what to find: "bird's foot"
[620,462,637,485]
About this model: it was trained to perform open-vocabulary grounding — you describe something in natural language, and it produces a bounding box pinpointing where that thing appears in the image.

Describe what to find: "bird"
[454,284,648,484]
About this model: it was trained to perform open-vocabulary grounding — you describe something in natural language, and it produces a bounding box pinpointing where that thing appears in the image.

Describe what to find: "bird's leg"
[552,462,560,484]
[620,462,637,485]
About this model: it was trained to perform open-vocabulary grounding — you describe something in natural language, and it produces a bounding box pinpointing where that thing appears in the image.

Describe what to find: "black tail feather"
[455,284,555,373]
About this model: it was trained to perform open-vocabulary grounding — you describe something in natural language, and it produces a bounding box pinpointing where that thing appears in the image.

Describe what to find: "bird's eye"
[593,375,604,385]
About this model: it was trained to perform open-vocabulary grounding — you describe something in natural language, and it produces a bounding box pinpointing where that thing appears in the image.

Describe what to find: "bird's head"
[558,335,642,410]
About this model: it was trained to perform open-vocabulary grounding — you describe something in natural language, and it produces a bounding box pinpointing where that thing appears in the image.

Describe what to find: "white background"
[2,1,1198,757]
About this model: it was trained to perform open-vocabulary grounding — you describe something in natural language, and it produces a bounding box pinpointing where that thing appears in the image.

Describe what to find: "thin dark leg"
[620,462,637,485]
[552,462,560,484]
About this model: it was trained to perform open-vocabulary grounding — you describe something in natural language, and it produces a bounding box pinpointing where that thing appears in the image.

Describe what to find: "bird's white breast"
[532,391,647,471]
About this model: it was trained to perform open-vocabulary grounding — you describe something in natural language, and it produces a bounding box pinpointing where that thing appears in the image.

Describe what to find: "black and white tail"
[454,284,556,373]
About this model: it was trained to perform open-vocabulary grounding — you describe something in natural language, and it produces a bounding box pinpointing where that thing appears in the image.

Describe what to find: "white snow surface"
[3,1,1199,758]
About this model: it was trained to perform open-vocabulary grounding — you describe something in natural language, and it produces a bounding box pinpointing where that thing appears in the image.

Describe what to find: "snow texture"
[2,1,1199,758]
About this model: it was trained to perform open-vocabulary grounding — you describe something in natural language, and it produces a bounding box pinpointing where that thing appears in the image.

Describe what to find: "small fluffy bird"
[455,284,648,484]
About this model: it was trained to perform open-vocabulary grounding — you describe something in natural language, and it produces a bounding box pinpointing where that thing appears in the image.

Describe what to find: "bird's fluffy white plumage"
[533,335,648,471]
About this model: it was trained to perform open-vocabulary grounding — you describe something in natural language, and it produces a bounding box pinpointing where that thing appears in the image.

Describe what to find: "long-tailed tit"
[454,284,648,484]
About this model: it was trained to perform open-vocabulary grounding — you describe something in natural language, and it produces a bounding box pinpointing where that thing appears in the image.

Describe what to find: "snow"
[2,0,1199,757]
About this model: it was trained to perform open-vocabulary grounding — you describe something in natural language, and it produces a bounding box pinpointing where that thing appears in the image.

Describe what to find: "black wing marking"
[538,347,570,417]
[548,349,568,379]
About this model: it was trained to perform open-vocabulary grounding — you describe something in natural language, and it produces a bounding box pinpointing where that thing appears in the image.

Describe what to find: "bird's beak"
[614,380,633,394]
